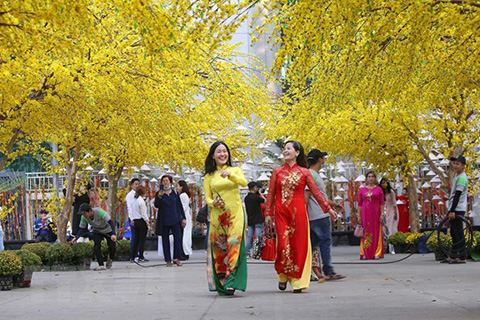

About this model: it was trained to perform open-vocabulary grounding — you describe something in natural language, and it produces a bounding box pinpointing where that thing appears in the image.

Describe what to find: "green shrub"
[72,242,94,262]
[14,250,42,268]
[45,243,74,265]
[0,251,23,277]
[116,239,130,258]
[22,242,51,264]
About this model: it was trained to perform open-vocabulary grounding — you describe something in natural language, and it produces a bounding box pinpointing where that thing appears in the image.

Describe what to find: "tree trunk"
[407,174,420,233]
[106,167,123,220]
[58,154,77,243]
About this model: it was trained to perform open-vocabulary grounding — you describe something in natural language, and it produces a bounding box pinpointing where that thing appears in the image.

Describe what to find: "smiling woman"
[203,141,248,296]
[264,141,335,293]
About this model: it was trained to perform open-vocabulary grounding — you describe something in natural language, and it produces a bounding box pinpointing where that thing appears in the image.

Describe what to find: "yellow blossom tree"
[259,0,480,231]
[2,0,275,241]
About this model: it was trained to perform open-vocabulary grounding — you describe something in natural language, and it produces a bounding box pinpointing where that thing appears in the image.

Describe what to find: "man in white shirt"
[126,178,142,262]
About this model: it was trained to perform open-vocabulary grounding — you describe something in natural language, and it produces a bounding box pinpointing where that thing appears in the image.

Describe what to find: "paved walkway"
[1,246,479,320]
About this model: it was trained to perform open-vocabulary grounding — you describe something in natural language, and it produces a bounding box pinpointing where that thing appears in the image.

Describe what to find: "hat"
[449,155,466,165]
[77,203,92,215]
[307,149,328,162]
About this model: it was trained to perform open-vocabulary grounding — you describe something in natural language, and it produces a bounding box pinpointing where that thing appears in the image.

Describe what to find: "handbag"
[196,204,208,223]
[261,224,276,261]
[354,224,364,238]
[252,234,265,260]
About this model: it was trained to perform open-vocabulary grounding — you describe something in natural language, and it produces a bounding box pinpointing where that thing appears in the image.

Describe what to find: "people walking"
[203,141,248,296]
[380,178,399,254]
[264,141,335,293]
[177,180,193,260]
[72,203,116,271]
[306,149,345,281]
[126,178,141,261]
[132,186,150,262]
[244,181,266,258]
[155,175,186,267]
[443,155,469,264]
[357,171,385,260]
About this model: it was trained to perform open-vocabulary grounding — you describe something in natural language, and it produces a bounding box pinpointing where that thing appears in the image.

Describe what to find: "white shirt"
[137,197,149,222]
[126,189,142,220]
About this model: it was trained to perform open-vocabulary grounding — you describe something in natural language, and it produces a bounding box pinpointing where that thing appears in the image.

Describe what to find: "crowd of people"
[9,140,468,297]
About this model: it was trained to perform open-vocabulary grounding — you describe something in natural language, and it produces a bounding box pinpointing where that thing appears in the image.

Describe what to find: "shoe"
[173,259,182,266]
[94,266,106,271]
[138,258,149,262]
[225,287,235,296]
[449,259,466,264]
[166,261,173,267]
[130,259,135,263]
[325,272,346,281]
[293,289,302,293]
[278,282,287,291]
[106,258,113,269]
[440,258,453,263]
[134,257,140,263]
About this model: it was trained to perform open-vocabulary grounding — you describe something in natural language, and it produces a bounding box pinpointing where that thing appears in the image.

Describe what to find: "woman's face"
[381,180,388,188]
[366,173,376,185]
[213,144,229,167]
[401,189,408,197]
[176,183,182,193]
[283,142,299,162]
[162,177,171,188]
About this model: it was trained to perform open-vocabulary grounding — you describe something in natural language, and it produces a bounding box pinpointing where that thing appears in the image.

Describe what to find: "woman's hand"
[212,197,225,208]
[379,215,384,223]
[181,219,186,228]
[220,170,231,178]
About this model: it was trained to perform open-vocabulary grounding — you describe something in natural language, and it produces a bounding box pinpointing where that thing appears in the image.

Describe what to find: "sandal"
[173,259,182,267]
[278,282,287,291]
[440,258,453,264]
[449,259,466,264]
[166,261,173,267]
[293,289,302,293]
[325,272,346,281]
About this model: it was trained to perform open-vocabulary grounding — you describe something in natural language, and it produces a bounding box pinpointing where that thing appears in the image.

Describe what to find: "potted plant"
[0,251,23,291]
[405,233,423,253]
[46,243,74,270]
[426,231,452,261]
[115,239,131,261]
[72,242,94,270]
[13,250,42,287]
[22,242,51,265]
[388,232,407,253]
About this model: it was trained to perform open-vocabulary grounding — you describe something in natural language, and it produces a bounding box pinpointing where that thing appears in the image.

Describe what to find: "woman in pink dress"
[357,171,384,260]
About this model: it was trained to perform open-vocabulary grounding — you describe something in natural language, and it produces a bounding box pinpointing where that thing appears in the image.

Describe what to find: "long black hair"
[380,178,394,200]
[284,140,308,168]
[177,180,191,198]
[204,141,233,175]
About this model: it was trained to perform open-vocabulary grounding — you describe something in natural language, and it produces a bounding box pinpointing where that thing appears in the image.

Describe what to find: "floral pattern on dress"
[281,208,299,273]
[280,171,301,206]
